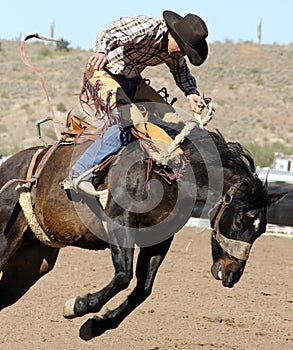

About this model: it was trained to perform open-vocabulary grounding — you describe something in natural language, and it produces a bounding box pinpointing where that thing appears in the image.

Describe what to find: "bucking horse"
[0,114,284,340]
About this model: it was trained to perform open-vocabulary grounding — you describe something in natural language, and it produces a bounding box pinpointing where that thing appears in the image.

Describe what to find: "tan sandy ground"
[0,227,292,350]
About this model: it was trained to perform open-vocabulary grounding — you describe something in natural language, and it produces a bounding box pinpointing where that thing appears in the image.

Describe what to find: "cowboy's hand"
[188,94,204,114]
[86,52,108,71]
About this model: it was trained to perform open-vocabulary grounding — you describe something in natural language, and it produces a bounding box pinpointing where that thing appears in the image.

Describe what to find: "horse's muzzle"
[211,259,246,288]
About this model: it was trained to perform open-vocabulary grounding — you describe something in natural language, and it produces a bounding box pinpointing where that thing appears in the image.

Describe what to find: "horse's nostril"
[221,268,236,288]
[227,269,234,284]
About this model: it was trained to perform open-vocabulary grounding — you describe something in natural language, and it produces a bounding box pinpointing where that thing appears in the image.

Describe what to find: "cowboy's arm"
[166,56,203,111]
[89,17,148,71]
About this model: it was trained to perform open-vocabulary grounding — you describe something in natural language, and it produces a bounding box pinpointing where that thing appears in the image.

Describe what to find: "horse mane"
[154,119,256,177]
[153,118,268,211]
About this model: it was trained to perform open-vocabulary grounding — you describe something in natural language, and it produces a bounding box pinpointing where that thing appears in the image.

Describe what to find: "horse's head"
[209,177,286,288]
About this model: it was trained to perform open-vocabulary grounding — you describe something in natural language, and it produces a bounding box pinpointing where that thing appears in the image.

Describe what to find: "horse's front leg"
[79,236,173,340]
[63,219,135,319]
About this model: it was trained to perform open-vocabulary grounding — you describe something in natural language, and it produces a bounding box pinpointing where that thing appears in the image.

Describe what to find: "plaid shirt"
[94,15,198,96]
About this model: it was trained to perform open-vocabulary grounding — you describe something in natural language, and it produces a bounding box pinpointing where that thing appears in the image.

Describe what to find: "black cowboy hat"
[163,10,208,66]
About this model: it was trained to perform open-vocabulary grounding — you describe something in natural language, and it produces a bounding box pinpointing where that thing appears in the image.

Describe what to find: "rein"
[211,181,252,261]
[20,33,61,140]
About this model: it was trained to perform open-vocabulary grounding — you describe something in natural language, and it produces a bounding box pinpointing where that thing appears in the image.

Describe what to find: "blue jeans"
[72,124,128,177]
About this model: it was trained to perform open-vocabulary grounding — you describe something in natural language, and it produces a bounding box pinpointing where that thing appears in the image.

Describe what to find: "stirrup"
[61,164,100,191]
[61,164,104,198]
[61,177,76,191]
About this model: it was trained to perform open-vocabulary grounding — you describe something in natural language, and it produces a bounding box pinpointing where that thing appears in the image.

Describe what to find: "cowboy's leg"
[72,124,125,176]
[94,70,147,127]
[65,72,147,196]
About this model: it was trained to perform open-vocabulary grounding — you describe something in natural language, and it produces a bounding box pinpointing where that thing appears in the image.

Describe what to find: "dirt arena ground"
[0,227,292,350]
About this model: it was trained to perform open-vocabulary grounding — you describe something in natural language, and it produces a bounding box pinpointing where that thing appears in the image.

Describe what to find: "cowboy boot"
[74,179,100,197]
[61,171,100,197]
[71,179,109,208]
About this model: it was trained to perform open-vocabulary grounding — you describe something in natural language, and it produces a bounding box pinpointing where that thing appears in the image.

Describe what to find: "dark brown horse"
[0,120,284,340]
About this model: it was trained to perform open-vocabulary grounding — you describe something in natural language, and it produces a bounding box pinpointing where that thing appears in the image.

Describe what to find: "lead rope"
[157,99,215,165]
[20,33,62,140]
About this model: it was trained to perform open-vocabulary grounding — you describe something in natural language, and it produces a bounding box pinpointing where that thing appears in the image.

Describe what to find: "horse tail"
[0,148,44,269]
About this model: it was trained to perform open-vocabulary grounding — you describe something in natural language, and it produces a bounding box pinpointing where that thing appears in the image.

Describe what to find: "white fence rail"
[265,224,293,238]
[185,218,293,239]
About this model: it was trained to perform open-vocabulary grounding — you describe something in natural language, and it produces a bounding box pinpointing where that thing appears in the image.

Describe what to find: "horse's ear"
[267,192,287,206]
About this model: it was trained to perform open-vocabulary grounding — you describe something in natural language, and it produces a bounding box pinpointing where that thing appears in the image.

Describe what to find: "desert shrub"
[254,76,264,85]
[38,46,54,58]
[20,103,34,114]
[56,38,71,52]
[245,142,293,167]
[1,91,9,98]
[0,124,8,132]
[20,103,30,110]
[248,67,261,74]
[0,144,21,156]
[228,82,236,90]
[56,102,67,112]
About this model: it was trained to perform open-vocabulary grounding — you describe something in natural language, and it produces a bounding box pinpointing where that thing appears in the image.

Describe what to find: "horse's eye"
[233,220,242,229]
[247,211,257,219]
[253,218,260,231]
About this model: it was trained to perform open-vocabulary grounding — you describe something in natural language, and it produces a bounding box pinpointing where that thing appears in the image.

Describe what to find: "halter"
[211,181,252,261]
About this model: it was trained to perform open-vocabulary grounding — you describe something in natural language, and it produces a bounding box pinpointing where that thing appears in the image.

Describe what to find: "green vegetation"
[248,67,261,74]
[38,46,54,58]
[56,38,71,52]
[0,124,8,133]
[1,91,9,99]
[254,76,264,85]
[228,82,237,90]
[1,144,21,156]
[20,103,34,114]
[0,39,292,157]
[56,102,67,112]
[245,142,293,167]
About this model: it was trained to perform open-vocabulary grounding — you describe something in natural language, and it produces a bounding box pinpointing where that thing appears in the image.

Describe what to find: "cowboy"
[63,10,209,196]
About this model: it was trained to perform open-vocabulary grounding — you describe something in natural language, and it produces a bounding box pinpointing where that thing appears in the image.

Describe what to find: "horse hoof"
[79,318,96,341]
[80,316,107,340]
[63,297,77,319]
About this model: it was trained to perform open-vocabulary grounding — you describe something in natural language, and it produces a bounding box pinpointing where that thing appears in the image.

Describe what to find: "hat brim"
[163,10,208,66]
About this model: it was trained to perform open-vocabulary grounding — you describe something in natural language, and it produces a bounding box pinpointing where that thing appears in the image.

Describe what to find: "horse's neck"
[192,165,243,206]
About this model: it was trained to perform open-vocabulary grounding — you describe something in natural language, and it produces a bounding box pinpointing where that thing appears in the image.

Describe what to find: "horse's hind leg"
[0,238,59,311]
[79,236,173,340]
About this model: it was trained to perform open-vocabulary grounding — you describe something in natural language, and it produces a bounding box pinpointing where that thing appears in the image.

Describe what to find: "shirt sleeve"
[94,28,113,54]
[94,16,149,54]
[166,56,199,96]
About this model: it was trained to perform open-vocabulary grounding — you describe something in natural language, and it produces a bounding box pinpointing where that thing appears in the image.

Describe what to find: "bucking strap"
[17,184,66,248]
